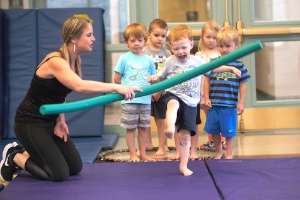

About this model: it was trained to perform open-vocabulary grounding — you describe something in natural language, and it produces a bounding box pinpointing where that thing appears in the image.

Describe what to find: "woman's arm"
[40,57,139,99]
[54,114,69,142]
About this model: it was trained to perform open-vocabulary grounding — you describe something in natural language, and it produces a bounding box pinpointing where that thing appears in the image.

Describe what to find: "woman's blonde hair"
[167,24,193,44]
[60,14,93,77]
[198,20,220,50]
[123,23,147,42]
[217,26,241,47]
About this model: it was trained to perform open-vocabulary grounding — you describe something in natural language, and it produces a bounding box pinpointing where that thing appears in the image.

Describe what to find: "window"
[255,41,300,101]
[46,0,129,44]
[158,0,212,23]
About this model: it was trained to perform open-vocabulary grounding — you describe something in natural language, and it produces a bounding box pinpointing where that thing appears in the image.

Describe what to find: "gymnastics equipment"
[40,40,263,115]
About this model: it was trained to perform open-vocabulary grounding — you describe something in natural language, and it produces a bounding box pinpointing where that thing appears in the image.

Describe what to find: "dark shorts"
[161,92,197,136]
[196,103,201,125]
[151,94,165,119]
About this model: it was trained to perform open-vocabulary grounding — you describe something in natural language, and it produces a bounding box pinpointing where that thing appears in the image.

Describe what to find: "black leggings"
[15,122,82,181]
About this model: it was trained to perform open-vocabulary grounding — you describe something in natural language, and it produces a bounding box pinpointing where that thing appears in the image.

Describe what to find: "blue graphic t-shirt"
[114,51,156,104]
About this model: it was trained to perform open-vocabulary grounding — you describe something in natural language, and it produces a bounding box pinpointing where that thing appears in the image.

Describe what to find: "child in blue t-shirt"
[114,23,156,162]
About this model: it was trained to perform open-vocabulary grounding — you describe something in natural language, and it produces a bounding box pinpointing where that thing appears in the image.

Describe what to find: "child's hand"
[148,75,159,83]
[200,98,212,111]
[237,102,244,115]
[230,67,241,78]
[152,92,162,102]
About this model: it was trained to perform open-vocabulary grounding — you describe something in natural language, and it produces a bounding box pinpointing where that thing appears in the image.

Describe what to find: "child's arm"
[214,65,241,78]
[237,82,247,114]
[200,76,212,110]
[114,72,122,84]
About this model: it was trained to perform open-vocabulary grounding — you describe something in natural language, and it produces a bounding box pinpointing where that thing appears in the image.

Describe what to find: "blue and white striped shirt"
[205,60,250,107]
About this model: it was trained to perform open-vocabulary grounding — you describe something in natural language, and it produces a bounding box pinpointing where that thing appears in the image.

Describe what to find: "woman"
[0,14,138,184]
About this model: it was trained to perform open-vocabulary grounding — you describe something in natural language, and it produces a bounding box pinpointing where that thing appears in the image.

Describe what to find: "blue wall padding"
[2,10,38,139]
[37,8,105,137]
[0,8,105,139]
[0,10,3,137]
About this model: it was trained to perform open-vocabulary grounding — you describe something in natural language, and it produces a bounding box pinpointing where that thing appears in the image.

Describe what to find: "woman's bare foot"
[179,167,194,176]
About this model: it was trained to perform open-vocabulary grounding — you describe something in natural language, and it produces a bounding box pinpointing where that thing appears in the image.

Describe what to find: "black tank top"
[15,56,72,123]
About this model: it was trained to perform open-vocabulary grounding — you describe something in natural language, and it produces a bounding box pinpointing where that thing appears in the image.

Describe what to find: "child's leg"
[178,130,193,176]
[126,128,139,162]
[138,127,154,161]
[190,132,199,160]
[224,137,233,159]
[213,134,223,159]
[145,127,154,150]
[168,132,180,160]
[155,118,168,156]
[164,99,179,138]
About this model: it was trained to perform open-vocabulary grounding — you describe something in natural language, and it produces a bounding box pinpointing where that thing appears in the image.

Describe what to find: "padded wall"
[1,8,105,139]
[38,8,105,137]
[2,10,38,138]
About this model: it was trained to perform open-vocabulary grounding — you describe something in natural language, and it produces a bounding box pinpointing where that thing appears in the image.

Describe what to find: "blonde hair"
[199,20,220,50]
[60,14,93,77]
[168,24,193,44]
[217,26,241,47]
[148,18,168,33]
[123,23,147,42]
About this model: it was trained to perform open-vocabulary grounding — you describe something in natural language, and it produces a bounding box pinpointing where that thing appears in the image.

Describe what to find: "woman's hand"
[116,85,141,100]
[54,115,69,142]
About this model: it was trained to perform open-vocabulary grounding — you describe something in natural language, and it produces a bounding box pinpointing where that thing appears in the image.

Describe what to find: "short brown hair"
[168,24,193,44]
[217,27,241,47]
[123,23,147,42]
[148,18,168,33]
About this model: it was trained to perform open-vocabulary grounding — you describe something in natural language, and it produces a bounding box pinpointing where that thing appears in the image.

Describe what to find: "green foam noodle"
[40,41,263,115]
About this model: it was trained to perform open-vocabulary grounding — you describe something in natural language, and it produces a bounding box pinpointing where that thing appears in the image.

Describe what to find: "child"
[144,18,171,156]
[196,20,222,152]
[203,27,250,159]
[114,23,156,162]
[151,24,205,176]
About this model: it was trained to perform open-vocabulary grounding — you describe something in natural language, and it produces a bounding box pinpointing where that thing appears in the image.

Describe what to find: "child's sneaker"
[0,142,19,182]
[199,141,216,152]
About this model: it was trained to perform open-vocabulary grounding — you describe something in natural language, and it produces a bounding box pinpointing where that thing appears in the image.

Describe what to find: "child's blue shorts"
[204,106,237,138]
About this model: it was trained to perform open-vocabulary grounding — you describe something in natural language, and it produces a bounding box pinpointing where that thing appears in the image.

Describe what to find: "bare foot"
[140,155,155,162]
[179,167,194,176]
[129,154,140,162]
[214,154,223,160]
[168,153,180,160]
[190,151,198,160]
[155,148,166,156]
[224,155,233,159]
